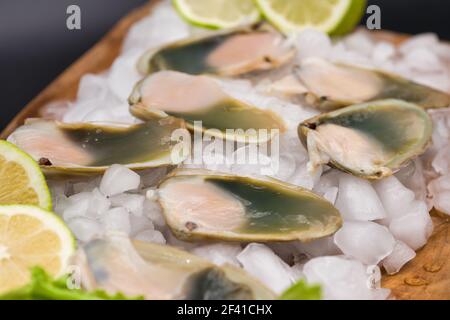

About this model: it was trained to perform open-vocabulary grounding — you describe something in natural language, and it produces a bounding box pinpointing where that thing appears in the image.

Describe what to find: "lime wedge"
[255,0,366,35]
[0,205,75,294]
[173,0,261,29]
[0,140,52,210]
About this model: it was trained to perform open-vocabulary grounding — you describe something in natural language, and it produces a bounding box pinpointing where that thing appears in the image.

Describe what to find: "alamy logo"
[366,5,381,30]
[66,5,81,30]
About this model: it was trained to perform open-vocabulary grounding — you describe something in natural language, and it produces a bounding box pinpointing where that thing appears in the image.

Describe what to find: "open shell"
[271,58,450,111]
[157,169,342,242]
[298,99,433,179]
[137,23,296,76]
[7,118,188,175]
[129,71,286,143]
[76,233,275,300]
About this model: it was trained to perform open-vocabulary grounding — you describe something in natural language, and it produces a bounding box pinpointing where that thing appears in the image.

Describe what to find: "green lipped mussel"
[77,234,275,300]
[157,169,342,242]
[298,99,433,179]
[271,58,450,111]
[129,71,286,143]
[7,118,188,175]
[137,24,296,76]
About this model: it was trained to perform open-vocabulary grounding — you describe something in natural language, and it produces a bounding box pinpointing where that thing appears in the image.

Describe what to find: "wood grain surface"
[1,0,448,300]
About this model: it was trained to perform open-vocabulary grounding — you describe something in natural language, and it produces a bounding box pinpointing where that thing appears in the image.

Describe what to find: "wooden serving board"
[1,0,449,300]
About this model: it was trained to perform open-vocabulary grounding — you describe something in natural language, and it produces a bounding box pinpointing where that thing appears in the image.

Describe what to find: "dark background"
[0,0,449,130]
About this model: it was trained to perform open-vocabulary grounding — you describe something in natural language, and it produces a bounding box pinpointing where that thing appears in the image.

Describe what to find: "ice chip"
[100,164,141,196]
[130,214,155,236]
[68,217,101,243]
[382,241,416,275]
[334,221,396,265]
[101,207,131,235]
[237,243,296,294]
[88,188,111,217]
[110,193,145,217]
[374,176,415,224]
[431,187,450,216]
[335,174,386,221]
[295,29,332,61]
[389,202,433,250]
[191,243,242,267]
[303,256,390,300]
[63,192,91,221]
[296,236,341,257]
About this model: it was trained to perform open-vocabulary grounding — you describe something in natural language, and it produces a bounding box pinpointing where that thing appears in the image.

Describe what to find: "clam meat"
[137,24,296,76]
[76,233,275,300]
[271,58,450,111]
[7,118,188,175]
[298,99,433,179]
[157,169,342,242]
[130,71,286,143]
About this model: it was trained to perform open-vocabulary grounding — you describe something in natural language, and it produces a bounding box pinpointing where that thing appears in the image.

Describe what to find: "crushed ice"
[45,0,450,300]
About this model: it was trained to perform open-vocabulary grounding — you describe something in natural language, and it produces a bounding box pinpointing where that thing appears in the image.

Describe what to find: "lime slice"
[173,0,261,29]
[255,0,366,35]
[0,205,75,293]
[0,140,52,210]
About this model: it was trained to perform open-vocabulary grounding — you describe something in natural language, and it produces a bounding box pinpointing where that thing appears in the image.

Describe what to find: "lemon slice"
[0,140,52,210]
[173,0,261,29]
[0,205,75,294]
[255,0,366,35]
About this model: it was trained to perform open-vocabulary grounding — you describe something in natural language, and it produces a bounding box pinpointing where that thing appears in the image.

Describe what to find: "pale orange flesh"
[140,71,227,114]
[160,179,246,232]
[207,33,290,72]
[298,58,383,103]
[9,122,93,167]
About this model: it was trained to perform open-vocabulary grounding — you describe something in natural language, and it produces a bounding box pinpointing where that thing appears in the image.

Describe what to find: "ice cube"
[100,164,141,196]
[428,174,450,215]
[373,176,415,224]
[237,243,296,293]
[77,74,109,102]
[404,47,442,72]
[88,188,111,217]
[400,33,440,55]
[295,29,332,61]
[53,195,70,217]
[107,50,142,101]
[289,163,322,190]
[129,214,155,236]
[322,187,339,204]
[134,229,166,244]
[335,174,386,221]
[382,241,416,275]
[372,42,396,65]
[296,236,341,258]
[110,193,145,217]
[63,192,91,221]
[143,197,166,228]
[389,202,433,250]
[334,221,396,265]
[101,207,131,235]
[68,217,101,243]
[122,1,190,53]
[191,243,242,267]
[303,256,391,300]
[432,145,450,175]
[344,31,375,57]
[395,159,427,203]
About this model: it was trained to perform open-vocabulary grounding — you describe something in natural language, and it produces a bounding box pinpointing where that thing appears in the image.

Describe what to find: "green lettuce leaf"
[279,280,322,300]
[0,267,143,300]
